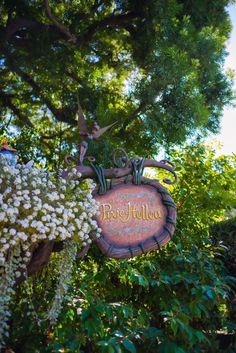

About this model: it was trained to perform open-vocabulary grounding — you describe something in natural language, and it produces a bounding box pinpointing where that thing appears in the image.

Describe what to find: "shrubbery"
[3,144,236,353]
[211,217,236,343]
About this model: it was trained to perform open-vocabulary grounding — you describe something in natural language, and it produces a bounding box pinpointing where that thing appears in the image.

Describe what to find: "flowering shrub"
[0,158,100,348]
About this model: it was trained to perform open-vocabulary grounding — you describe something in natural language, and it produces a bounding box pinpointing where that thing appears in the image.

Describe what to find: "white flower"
[9,229,16,236]
[0,212,5,221]
[76,308,82,315]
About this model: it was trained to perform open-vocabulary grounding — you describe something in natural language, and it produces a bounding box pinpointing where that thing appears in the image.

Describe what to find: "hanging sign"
[63,143,178,259]
[94,179,176,258]
[63,109,178,259]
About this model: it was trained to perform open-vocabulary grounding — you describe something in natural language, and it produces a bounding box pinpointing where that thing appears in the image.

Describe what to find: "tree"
[0,0,234,164]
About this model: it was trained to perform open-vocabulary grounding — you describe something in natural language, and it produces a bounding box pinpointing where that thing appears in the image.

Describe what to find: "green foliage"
[211,217,236,329]
[0,0,234,158]
[211,217,236,276]
[5,144,236,352]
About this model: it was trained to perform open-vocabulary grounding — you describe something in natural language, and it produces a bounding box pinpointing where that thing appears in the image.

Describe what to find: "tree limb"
[15,242,55,285]
[0,90,34,128]
[3,17,61,48]
[44,0,140,48]
[79,12,141,44]
[5,18,41,40]
[65,69,83,85]
[0,44,76,125]
[44,0,77,44]
[41,127,71,140]
[77,95,88,136]
[118,102,147,135]
[3,6,140,50]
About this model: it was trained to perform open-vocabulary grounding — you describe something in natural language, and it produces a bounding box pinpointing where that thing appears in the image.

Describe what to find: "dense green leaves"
[212,217,236,275]
[0,0,234,163]
[5,143,236,352]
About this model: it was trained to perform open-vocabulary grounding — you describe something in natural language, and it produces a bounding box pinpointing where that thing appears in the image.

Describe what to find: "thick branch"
[65,69,83,85]
[2,9,140,52]
[44,0,77,44]
[118,102,147,136]
[15,241,90,285]
[77,95,88,136]
[79,12,141,44]
[0,44,76,125]
[3,17,62,49]
[3,7,140,50]
[27,242,55,276]
[15,242,55,285]
[0,91,34,128]
[5,18,44,40]
[44,0,140,48]
[41,127,71,140]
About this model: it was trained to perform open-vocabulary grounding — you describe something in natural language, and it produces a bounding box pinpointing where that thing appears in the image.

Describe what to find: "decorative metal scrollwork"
[112,148,129,168]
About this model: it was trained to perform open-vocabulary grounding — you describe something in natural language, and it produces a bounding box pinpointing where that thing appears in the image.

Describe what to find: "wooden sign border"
[94,177,177,258]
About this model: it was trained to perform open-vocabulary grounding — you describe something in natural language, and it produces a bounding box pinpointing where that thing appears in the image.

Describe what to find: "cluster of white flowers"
[0,160,100,264]
[0,158,101,348]
[0,246,29,347]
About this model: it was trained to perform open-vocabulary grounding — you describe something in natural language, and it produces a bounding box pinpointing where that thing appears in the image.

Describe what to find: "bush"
[211,217,236,276]
[4,144,236,353]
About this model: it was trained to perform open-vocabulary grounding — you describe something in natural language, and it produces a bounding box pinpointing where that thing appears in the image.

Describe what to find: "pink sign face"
[94,181,176,258]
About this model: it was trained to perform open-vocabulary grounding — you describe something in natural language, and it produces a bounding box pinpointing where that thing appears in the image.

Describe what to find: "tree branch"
[0,44,76,125]
[65,69,83,85]
[79,12,140,44]
[15,242,55,285]
[15,241,90,285]
[0,90,34,128]
[118,102,147,135]
[5,18,41,40]
[77,95,88,136]
[3,6,140,50]
[44,0,140,47]
[44,0,77,44]
[41,127,71,140]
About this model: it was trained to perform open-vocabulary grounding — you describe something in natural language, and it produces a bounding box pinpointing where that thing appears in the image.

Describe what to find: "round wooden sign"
[94,179,177,258]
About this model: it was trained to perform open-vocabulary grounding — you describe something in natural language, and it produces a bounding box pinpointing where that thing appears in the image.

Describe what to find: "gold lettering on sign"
[100,202,162,223]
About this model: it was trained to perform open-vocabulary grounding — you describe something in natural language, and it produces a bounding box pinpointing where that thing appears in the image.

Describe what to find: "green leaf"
[122,339,136,353]
[114,345,123,353]
[170,319,178,336]
[113,330,124,338]
[195,331,207,342]
[97,340,109,347]
[101,346,115,353]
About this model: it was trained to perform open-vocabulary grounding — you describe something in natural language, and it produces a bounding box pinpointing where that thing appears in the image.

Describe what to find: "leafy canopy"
[0,0,234,161]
